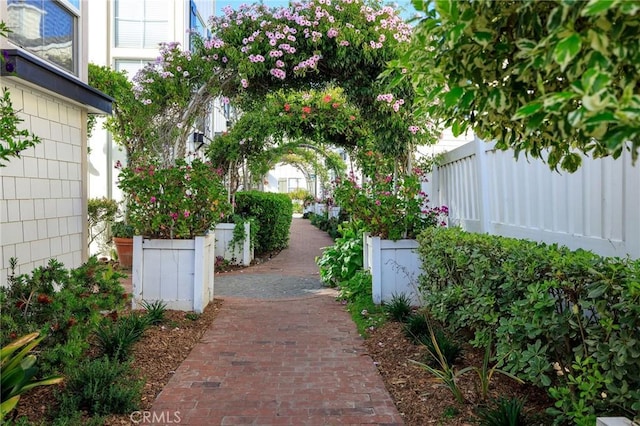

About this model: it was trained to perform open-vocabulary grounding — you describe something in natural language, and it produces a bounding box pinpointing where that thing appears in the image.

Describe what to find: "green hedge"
[234,191,293,254]
[417,227,640,423]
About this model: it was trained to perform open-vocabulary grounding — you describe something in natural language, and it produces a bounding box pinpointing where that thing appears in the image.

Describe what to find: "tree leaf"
[513,102,543,120]
[443,87,464,108]
[581,0,618,17]
[472,32,493,48]
[553,33,582,71]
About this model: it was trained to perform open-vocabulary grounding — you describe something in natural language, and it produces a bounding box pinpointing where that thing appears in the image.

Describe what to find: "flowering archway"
[128,0,437,170]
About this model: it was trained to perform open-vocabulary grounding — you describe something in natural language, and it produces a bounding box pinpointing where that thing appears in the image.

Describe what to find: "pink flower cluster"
[376,93,405,112]
[270,68,287,79]
[408,125,420,134]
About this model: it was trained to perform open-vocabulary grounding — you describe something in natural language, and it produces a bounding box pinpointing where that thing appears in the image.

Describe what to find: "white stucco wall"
[1,80,87,287]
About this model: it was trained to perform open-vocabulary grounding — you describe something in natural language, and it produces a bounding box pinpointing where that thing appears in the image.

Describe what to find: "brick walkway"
[151,218,404,425]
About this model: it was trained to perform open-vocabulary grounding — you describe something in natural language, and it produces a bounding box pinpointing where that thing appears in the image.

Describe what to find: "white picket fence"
[426,138,640,259]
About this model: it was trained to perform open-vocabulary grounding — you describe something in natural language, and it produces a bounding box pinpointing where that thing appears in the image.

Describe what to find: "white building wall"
[1,80,87,286]
[264,164,308,194]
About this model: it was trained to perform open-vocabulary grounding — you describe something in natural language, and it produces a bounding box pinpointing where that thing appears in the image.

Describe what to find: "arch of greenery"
[122,0,437,175]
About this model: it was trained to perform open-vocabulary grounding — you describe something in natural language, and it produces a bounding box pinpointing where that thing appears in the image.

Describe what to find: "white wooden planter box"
[364,234,423,306]
[214,222,253,266]
[131,234,215,313]
[328,206,341,218]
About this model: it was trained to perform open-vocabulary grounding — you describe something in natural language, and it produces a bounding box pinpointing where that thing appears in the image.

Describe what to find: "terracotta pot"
[113,237,133,268]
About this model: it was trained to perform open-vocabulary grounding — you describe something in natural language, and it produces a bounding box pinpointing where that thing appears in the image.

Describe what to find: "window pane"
[143,22,168,48]
[6,0,76,74]
[116,20,143,48]
[115,0,168,49]
[115,59,149,79]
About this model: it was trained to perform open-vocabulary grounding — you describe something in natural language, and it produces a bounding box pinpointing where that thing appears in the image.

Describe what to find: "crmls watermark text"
[130,410,182,424]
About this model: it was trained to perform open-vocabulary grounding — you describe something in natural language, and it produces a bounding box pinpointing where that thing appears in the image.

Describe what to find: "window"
[189,0,208,50]
[115,0,169,49]
[6,0,78,74]
[114,59,150,79]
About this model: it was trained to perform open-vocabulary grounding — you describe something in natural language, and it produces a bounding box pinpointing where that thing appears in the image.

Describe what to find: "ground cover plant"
[1,258,221,425]
[418,226,640,423]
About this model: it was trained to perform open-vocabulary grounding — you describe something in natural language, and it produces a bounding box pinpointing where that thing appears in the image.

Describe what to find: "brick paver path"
[151,218,404,425]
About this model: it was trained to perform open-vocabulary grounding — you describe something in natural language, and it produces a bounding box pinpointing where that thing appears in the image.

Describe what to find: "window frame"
[5,0,80,75]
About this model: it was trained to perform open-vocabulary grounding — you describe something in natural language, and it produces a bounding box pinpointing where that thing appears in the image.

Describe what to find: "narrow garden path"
[151,218,404,425]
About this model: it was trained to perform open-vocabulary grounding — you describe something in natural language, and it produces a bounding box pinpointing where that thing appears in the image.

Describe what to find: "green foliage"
[383,293,412,322]
[56,356,142,416]
[116,158,232,239]
[401,0,640,171]
[228,215,258,254]
[469,339,524,401]
[419,327,463,369]
[342,271,386,337]
[317,223,364,287]
[0,89,42,167]
[0,332,63,421]
[309,212,343,239]
[111,221,135,238]
[87,197,118,250]
[476,397,528,426]
[0,23,42,164]
[0,257,127,374]
[333,152,447,240]
[417,226,640,420]
[94,313,148,361]
[403,313,430,344]
[234,191,293,254]
[410,319,467,404]
[140,300,167,325]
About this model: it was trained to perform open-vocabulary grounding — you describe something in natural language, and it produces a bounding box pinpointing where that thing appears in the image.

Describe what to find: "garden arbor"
[128,0,437,174]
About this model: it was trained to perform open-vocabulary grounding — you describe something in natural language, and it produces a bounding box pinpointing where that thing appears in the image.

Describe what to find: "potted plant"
[111,220,135,268]
[116,158,232,312]
[333,154,448,305]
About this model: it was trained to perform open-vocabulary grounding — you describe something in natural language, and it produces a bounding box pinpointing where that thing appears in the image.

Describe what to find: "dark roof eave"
[1,49,113,114]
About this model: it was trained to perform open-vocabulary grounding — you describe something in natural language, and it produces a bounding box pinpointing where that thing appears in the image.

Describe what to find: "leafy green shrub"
[341,271,385,336]
[227,215,258,254]
[0,257,127,374]
[403,313,429,344]
[140,300,167,325]
[419,328,462,368]
[317,223,364,288]
[384,293,412,322]
[56,356,142,416]
[94,314,148,361]
[417,227,640,421]
[1,332,63,421]
[234,191,292,254]
[476,397,527,426]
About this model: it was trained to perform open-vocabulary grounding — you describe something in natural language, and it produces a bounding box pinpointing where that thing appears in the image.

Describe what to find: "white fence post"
[475,137,493,234]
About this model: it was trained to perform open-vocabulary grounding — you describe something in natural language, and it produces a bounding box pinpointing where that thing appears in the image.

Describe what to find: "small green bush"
[317,223,364,288]
[94,313,148,361]
[476,397,527,426]
[417,227,640,422]
[234,191,293,254]
[419,328,463,368]
[403,313,430,343]
[56,356,142,416]
[140,300,167,325]
[384,293,412,322]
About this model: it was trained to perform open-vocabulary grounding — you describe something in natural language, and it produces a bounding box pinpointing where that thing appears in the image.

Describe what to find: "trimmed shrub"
[234,191,293,254]
[417,227,640,422]
[56,356,142,416]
